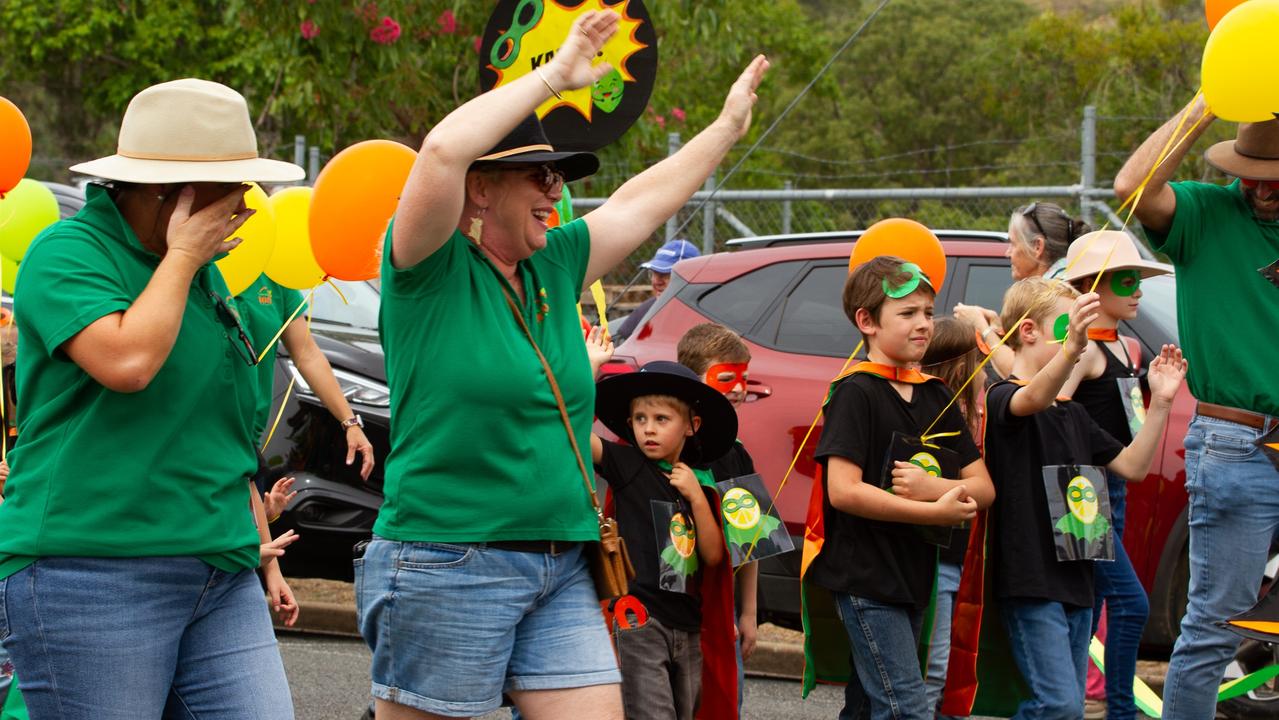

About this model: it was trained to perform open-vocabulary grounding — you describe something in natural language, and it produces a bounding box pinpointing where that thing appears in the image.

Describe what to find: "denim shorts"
[355,537,620,716]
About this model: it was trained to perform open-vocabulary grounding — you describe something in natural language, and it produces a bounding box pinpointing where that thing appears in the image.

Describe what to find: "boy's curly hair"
[842,255,937,325]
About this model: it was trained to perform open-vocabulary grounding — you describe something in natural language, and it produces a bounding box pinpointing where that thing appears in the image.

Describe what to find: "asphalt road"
[280,633,852,719]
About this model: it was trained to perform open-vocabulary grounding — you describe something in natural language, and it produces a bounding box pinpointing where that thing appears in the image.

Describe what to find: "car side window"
[696,261,802,335]
[774,264,858,357]
[962,263,1013,312]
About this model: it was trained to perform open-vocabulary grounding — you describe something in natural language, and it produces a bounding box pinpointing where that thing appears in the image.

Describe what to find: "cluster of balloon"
[847,218,947,293]
[1202,0,1279,122]
[0,97,57,294]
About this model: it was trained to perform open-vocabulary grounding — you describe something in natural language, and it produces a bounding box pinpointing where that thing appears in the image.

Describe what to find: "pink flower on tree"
[473,35,482,53]
[437,9,457,34]
[300,19,319,40]
[670,107,687,123]
[653,114,666,129]
[370,16,401,45]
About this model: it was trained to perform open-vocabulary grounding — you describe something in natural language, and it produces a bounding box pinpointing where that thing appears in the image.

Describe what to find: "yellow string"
[261,287,316,451]
[920,311,1030,439]
[256,291,313,364]
[919,430,961,449]
[734,339,864,573]
[0,260,6,463]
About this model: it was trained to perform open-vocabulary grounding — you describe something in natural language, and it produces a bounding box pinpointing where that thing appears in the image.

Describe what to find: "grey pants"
[616,615,702,720]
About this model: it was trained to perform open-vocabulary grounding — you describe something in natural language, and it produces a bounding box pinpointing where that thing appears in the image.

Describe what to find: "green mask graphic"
[1054,475,1111,542]
[1110,269,1141,297]
[591,68,625,113]
[659,512,699,577]
[720,487,782,551]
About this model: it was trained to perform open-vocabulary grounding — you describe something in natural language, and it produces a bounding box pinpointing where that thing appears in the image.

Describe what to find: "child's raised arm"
[1108,345,1186,481]
[829,456,977,526]
[1009,292,1101,416]
[668,463,725,567]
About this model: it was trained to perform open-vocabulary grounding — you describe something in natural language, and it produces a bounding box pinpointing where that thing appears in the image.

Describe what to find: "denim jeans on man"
[1090,471,1149,720]
[1002,598,1092,720]
[923,561,962,716]
[0,556,293,719]
[1163,414,1279,719]
[835,592,930,720]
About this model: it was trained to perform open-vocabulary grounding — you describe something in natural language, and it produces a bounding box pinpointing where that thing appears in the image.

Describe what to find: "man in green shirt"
[1116,97,1279,720]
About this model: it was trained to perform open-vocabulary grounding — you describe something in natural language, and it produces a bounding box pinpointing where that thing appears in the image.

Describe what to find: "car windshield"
[307,279,380,330]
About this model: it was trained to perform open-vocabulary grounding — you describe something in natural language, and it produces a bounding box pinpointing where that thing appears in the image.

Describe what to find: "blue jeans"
[0,556,292,719]
[923,562,962,716]
[1163,414,1279,719]
[1091,472,1149,720]
[1002,598,1092,720]
[835,593,930,720]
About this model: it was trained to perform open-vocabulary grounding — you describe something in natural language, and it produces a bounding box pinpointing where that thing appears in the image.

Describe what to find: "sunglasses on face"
[512,163,565,194]
[1240,178,1278,190]
[207,291,259,367]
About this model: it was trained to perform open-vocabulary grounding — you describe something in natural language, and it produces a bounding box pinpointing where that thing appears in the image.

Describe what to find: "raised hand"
[585,325,614,375]
[717,55,770,141]
[1147,344,1187,403]
[263,476,297,521]
[259,528,299,567]
[547,11,619,91]
[165,184,254,266]
[1063,292,1101,356]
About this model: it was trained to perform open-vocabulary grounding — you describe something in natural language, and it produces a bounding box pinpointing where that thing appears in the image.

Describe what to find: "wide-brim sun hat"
[70,78,305,184]
[596,360,738,464]
[1205,119,1279,182]
[472,114,599,183]
[1061,230,1173,283]
[640,239,700,273]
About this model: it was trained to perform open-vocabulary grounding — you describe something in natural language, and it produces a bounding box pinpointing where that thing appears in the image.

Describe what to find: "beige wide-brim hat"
[1205,119,1279,182]
[70,78,305,184]
[1061,230,1172,283]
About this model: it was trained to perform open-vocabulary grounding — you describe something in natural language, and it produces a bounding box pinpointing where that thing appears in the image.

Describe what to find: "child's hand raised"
[263,476,297,521]
[1147,344,1187,403]
[933,485,978,526]
[1064,292,1102,356]
[667,462,701,502]
[260,529,300,567]
[585,325,614,375]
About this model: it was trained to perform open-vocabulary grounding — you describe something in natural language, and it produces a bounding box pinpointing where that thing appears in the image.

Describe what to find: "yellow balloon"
[0,178,60,261]
[1,254,17,294]
[215,183,276,296]
[263,187,326,290]
[1202,0,1279,122]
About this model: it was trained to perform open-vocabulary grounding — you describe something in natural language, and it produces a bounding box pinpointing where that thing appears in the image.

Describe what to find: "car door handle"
[746,380,772,402]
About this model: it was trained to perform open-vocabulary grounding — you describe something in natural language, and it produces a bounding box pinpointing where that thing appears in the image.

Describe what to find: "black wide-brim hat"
[472,114,599,182]
[596,361,738,465]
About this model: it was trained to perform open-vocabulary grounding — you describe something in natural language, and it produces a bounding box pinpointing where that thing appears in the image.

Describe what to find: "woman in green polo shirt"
[359,10,769,720]
[0,79,305,719]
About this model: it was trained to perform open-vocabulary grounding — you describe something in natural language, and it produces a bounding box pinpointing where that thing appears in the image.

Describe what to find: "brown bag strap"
[496,282,603,519]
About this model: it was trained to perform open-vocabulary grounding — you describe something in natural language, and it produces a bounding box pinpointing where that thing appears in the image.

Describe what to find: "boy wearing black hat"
[592,361,738,720]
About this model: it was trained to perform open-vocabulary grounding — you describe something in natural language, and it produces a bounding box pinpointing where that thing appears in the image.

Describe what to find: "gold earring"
[467,209,486,245]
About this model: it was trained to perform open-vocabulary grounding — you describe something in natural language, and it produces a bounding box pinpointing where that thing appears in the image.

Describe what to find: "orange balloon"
[1206,0,1249,29]
[0,97,33,197]
[848,218,947,293]
[309,139,417,281]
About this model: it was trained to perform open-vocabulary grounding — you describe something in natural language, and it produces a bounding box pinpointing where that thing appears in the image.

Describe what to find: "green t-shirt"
[1146,179,1279,416]
[234,274,306,439]
[0,184,261,579]
[376,220,598,542]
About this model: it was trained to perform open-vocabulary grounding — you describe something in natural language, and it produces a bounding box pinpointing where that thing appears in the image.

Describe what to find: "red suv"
[607,230,1200,642]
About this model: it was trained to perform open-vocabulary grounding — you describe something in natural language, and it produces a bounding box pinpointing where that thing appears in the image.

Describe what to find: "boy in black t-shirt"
[677,322,759,712]
[985,277,1184,718]
[806,256,995,719]
[592,361,738,720]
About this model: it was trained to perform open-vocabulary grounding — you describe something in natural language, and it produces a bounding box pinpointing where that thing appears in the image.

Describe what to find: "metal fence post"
[701,172,716,255]
[293,136,306,177]
[782,180,793,234]
[308,146,321,186]
[1081,105,1097,225]
[665,132,681,241]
